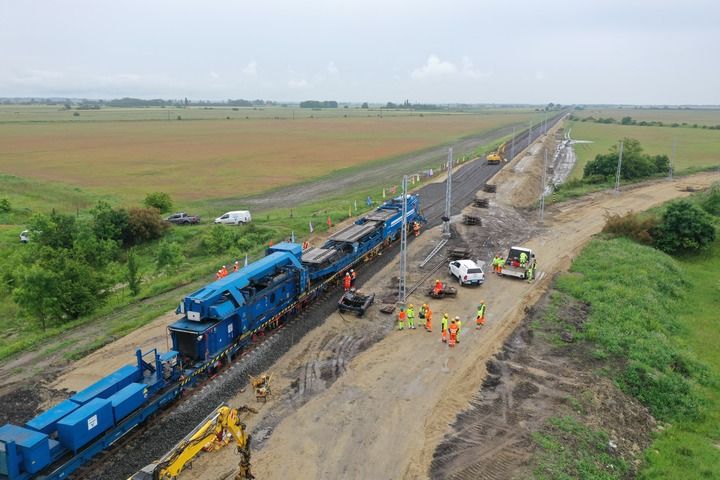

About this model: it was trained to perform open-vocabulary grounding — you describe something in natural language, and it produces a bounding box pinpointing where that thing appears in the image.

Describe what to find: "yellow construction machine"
[250,373,273,402]
[487,142,507,165]
[129,404,256,480]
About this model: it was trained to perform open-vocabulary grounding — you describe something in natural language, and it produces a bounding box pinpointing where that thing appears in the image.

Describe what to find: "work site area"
[2,2,720,480]
[3,104,720,479]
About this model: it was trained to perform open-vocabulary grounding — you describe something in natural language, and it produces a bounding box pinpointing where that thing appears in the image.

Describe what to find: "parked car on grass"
[214,210,251,225]
[166,212,200,225]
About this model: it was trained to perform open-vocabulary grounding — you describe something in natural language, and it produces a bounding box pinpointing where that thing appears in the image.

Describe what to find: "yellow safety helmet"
[480,299,485,304]
[409,304,414,308]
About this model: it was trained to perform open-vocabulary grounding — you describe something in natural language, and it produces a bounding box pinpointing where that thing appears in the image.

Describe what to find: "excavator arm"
[129,404,256,480]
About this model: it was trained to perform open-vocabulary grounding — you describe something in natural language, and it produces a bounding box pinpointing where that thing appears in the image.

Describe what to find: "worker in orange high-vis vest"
[343,272,351,291]
[476,301,486,329]
[221,265,228,277]
[441,313,448,342]
[216,269,222,280]
[448,319,459,347]
[425,305,433,332]
[233,261,240,272]
[398,308,406,331]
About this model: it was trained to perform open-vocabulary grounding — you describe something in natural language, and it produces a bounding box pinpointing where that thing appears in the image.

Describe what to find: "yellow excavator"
[129,404,257,480]
[487,142,507,165]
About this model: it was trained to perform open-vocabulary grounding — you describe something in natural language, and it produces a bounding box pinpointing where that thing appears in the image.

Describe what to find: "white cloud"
[242,61,257,76]
[288,78,309,89]
[410,55,490,81]
[326,61,339,76]
[410,55,457,79]
[210,71,220,80]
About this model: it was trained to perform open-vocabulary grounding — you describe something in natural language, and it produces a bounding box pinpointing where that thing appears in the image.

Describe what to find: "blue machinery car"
[0,194,424,480]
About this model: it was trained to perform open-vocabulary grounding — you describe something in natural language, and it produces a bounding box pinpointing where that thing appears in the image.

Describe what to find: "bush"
[202,224,274,255]
[13,249,110,329]
[697,183,720,216]
[124,207,170,245]
[143,192,173,213]
[652,200,716,253]
[583,138,669,181]
[156,241,184,271]
[91,201,129,242]
[602,211,658,244]
[0,198,11,213]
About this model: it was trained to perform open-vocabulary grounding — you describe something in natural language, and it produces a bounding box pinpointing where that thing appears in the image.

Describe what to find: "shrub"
[583,138,669,181]
[697,183,720,216]
[0,198,11,213]
[652,200,716,253]
[602,211,658,244]
[156,241,184,271]
[124,207,170,245]
[143,192,173,213]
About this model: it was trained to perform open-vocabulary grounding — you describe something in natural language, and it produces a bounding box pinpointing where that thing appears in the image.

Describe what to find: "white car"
[19,230,29,243]
[449,259,485,286]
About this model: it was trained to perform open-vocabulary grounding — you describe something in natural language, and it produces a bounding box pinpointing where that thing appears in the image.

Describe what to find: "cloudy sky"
[1,0,718,104]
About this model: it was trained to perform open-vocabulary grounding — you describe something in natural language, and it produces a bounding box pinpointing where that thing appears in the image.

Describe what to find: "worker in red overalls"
[433,279,443,296]
[413,221,420,237]
[216,269,222,280]
[233,261,240,272]
[221,265,228,277]
[350,269,357,286]
[448,319,459,347]
[343,272,352,291]
[425,305,433,332]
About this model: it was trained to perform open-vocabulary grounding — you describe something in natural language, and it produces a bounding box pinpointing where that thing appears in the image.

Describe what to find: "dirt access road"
[184,170,719,480]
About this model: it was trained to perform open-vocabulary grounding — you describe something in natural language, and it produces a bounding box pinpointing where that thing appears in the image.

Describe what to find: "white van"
[214,210,252,225]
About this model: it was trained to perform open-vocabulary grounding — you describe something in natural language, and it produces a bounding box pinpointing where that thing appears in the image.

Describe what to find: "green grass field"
[568,121,720,179]
[574,107,720,126]
[542,219,720,478]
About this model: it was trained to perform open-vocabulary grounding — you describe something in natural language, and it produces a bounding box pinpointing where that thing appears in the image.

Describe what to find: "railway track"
[83,113,566,480]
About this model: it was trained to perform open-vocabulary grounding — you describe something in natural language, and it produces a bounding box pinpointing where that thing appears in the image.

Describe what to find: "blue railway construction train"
[0,194,424,480]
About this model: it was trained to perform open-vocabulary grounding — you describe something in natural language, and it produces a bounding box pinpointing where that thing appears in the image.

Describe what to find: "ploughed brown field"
[0,112,536,202]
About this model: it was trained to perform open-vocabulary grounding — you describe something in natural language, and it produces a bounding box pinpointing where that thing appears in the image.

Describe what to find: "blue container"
[109,383,148,422]
[109,364,141,391]
[69,365,140,405]
[0,424,51,474]
[56,398,113,451]
[25,399,80,435]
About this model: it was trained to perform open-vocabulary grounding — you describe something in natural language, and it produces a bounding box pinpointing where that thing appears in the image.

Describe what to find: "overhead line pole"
[443,148,453,238]
[540,149,547,223]
[398,174,408,305]
[614,141,624,193]
[670,137,676,180]
[510,126,516,161]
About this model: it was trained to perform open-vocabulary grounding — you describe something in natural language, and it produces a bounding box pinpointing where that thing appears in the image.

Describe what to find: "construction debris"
[483,183,497,193]
[463,215,481,226]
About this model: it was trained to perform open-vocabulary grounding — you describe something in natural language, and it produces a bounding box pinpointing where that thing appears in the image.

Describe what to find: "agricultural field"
[0,106,541,208]
[573,107,720,126]
[568,120,720,179]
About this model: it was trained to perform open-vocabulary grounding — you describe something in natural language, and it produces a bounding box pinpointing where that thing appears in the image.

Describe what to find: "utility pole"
[614,141,624,193]
[670,138,676,180]
[510,126,516,161]
[544,111,548,134]
[540,149,547,223]
[442,148,453,238]
[528,122,532,149]
[398,175,408,306]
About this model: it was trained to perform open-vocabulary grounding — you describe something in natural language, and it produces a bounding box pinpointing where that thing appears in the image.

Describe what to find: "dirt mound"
[430,290,655,480]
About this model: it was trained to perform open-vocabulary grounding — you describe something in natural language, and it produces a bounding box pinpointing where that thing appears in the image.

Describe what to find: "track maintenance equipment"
[486,142,506,165]
[250,374,272,403]
[0,194,426,480]
[129,403,256,480]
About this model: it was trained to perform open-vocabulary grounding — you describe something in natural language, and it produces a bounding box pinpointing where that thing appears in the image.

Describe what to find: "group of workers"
[397,300,487,348]
[215,261,241,279]
[343,269,358,291]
